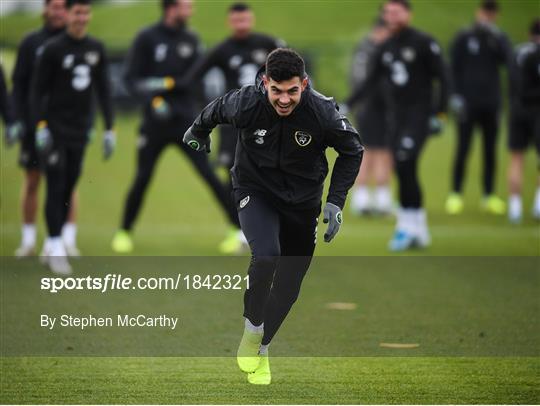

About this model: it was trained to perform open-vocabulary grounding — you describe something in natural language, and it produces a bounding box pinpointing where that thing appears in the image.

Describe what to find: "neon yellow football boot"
[482,195,506,215]
[445,193,464,215]
[247,353,271,385]
[111,230,134,253]
[219,227,248,254]
[237,329,262,373]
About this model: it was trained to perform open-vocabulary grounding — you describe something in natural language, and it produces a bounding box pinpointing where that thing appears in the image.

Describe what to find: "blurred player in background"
[178,2,284,252]
[10,0,81,258]
[507,18,540,223]
[446,0,513,215]
[184,49,363,384]
[111,0,241,254]
[347,0,448,251]
[349,17,393,216]
[1,65,22,145]
[32,0,116,274]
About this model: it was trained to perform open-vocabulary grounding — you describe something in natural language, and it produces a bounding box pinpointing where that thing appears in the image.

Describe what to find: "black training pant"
[121,128,239,231]
[452,106,499,195]
[391,105,430,209]
[44,142,86,237]
[235,190,320,345]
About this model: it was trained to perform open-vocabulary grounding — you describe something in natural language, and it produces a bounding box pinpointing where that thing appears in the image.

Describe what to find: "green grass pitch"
[1,0,539,403]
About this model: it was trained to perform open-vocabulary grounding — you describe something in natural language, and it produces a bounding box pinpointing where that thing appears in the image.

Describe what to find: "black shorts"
[390,105,430,162]
[355,105,390,149]
[18,130,40,170]
[42,141,87,173]
[509,109,540,155]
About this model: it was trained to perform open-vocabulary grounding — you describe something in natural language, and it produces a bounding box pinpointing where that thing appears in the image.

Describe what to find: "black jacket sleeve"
[425,37,449,114]
[30,43,55,125]
[0,66,14,125]
[175,44,222,90]
[11,35,33,122]
[324,104,364,209]
[449,32,465,96]
[123,31,153,97]
[191,87,255,137]
[95,43,114,130]
[521,51,540,105]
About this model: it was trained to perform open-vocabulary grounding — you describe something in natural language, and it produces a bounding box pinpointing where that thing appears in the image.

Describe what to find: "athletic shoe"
[247,353,271,385]
[445,193,464,215]
[237,329,262,372]
[111,230,134,253]
[14,245,36,258]
[48,255,73,275]
[482,195,506,215]
[65,244,81,258]
[388,230,415,252]
[219,228,247,254]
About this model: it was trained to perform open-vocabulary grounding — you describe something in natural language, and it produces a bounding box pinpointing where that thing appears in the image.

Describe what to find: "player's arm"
[95,43,116,160]
[123,32,169,97]
[426,37,449,116]
[173,43,222,91]
[11,36,33,123]
[0,67,13,125]
[184,87,249,152]
[30,44,55,153]
[345,45,383,107]
[322,105,364,242]
[521,53,540,105]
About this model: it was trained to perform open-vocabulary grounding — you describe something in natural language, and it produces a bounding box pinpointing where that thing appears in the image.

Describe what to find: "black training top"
[347,26,448,114]
[450,22,513,109]
[190,70,364,209]
[124,21,202,129]
[519,42,540,107]
[31,31,114,144]
[12,25,64,128]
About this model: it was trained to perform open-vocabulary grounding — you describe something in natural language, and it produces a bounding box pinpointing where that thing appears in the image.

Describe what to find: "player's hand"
[35,121,53,155]
[138,76,175,93]
[151,96,171,120]
[102,130,116,161]
[449,94,466,121]
[183,126,211,154]
[323,202,343,243]
[5,121,24,147]
[429,113,446,136]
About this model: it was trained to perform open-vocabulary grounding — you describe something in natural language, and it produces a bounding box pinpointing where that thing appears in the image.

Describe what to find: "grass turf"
[1,1,539,403]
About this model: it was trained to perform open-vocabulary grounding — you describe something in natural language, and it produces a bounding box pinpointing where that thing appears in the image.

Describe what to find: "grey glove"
[449,94,466,121]
[5,121,24,147]
[103,130,116,160]
[35,125,53,155]
[323,202,343,243]
[183,126,211,154]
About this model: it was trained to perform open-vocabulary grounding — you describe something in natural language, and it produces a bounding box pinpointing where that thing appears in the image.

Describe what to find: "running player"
[184,48,363,384]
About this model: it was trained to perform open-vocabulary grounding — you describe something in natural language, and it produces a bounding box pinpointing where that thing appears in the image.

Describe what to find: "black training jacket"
[190,70,364,209]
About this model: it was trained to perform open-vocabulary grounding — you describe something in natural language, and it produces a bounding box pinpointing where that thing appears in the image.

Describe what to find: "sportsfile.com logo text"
[41,273,249,293]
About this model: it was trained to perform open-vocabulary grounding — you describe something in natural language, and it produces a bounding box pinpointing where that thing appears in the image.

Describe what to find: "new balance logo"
[254,129,267,137]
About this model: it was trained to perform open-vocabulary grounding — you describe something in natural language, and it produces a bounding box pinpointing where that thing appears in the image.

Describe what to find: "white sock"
[49,237,67,257]
[534,187,540,215]
[396,208,416,234]
[508,194,522,220]
[21,223,37,247]
[238,230,248,244]
[245,318,264,334]
[61,223,77,248]
[259,344,269,355]
[352,186,370,211]
[374,186,392,212]
[415,208,430,239]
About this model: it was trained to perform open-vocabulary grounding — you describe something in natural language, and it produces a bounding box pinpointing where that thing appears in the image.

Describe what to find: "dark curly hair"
[265,48,306,82]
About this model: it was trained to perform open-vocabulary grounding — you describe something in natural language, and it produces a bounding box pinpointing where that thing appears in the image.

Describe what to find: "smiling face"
[66,3,91,38]
[263,75,308,117]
